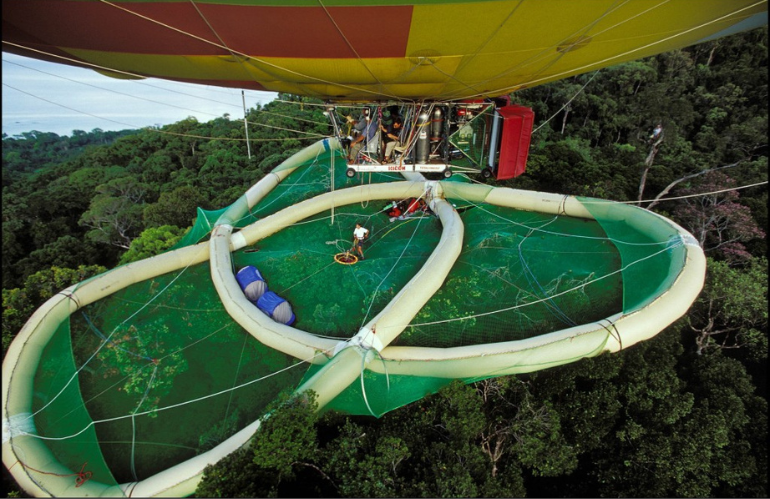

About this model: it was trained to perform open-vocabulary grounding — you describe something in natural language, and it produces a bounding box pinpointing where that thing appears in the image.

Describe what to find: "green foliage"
[2,128,135,175]
[118,225,186,265]
[143,185,210,228]
[514,28,767,210]
[196,391,322,498]
[323,420,411,497]
[79,181,147,249]
[2,98,325,289]
[688,257,768,359]
[199,409,241,453]
[15,235,102,282]
[95,322,188,416]
[195,338,767,497]
[518,328,767,498]
[195,447,270,498]
[251,392,320,477]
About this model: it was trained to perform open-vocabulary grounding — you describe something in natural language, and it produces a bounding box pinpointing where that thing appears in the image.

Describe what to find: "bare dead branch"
[646,160,744,210]
[291,462,339,493]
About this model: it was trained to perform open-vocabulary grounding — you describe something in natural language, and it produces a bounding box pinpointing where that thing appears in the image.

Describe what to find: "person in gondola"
[349,110,379,163]
[381,116,403,162]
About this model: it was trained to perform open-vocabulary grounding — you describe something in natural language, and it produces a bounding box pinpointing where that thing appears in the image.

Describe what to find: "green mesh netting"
[400,201,622,347]
[309,199,624,417]
[233,205,442,338]
[26,317,118,492]
[172,206,229,249]
[18,148,436,488]
[577,198,686,313]
[174,148,405,250]
[309,366,455,417]
[65,262,307,484]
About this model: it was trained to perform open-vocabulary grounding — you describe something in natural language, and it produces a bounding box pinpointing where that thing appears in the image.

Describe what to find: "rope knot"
[75,462,93,487]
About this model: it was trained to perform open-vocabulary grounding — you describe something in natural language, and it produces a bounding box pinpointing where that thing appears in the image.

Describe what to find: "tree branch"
[291,461,339,493]
[645,160,744,210]
[638,135,665,202]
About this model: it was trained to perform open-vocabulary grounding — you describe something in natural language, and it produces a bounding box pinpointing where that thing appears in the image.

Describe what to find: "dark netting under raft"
[398,202,623,348]
[44,262,309,486]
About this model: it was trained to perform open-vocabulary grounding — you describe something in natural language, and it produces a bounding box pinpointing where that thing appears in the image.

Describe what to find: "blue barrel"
[256,291,296,326]
[236,266,267,302]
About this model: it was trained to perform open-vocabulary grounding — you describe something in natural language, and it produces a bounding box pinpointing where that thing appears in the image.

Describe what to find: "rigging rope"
[221,333,250,444]
[17,460,93,489]
[452,193,673,246]
[279,261,339,293]
[359,197,429,329]
[517,217,579,327]
[358,347,392,418]
[247,145,327,221]
[437,0,628,100]
[531,71,600,135]
[316,0,401,102]
[3,52,329,141]
[3,80,322,143]
[96,0,394,101]
[597,180,769,205]
[82,313,154,363]
[130,363,157,482]
[188,0,256,90]
[599,318,623,350]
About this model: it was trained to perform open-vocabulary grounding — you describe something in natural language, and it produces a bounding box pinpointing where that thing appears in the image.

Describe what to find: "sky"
[2,53,279,138]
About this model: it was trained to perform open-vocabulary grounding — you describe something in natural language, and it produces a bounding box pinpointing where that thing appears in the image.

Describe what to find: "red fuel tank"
[496,105,534,180]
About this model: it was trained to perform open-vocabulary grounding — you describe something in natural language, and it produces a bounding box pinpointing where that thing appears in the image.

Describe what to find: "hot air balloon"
[2,1,765,496]
[3,0,766,101]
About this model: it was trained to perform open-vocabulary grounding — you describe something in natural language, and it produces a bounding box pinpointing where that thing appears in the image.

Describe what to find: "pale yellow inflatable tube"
[2,143,706,496]
[2,139,342,497]
[359,184,706,379]
[230,180,429,249]
[209,224,339,363]
[216,138,341,226]
[210,180,435,359]
[291,196,463,409]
